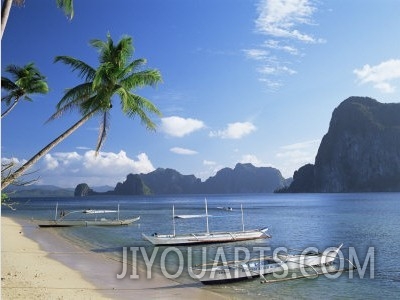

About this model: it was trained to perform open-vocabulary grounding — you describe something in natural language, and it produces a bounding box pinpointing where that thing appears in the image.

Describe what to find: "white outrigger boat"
[142,199,270,245]
[191,244,343,284]
[36,203,140,227]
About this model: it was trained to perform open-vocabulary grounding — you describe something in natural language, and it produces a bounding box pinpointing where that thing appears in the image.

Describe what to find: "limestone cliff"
[286,97,400,192]
[113,174,150,195]
[74,183,96,196]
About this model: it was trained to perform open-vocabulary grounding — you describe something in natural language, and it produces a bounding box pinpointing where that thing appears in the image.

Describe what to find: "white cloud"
[44,154,59,170]
[26,150,155,187]
[209,122,257,139]
[203,160,216,166]
[170,147,198,155]
[243,49,269,60]
[280,139,320,150]
[160,116,205,137]
[258,78,282,89]
[1,157,28,176]
[255,0,320,43]
[353,59,400,93]
[275,139,320,177]
[246,0,323,89]
[240,154,264,167]
[263,40,300,55]
[76,146,91,150]
[258,65,297,75]
[82,151,154,174]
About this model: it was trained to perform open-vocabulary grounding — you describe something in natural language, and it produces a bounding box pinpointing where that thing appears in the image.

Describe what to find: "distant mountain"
[5,184,113,198]
[75,163,289,196]
[283,96,400,192]
[114,174,151,195]
[4,185,74,198]
[140,168,202,194]
[202,163,286,193]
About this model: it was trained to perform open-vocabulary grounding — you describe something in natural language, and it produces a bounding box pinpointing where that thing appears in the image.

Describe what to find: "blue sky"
[2,0,400,188]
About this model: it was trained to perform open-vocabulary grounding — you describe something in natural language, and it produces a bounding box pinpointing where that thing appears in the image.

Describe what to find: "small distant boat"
[36,203,140,227]
[191,244,343,284]
[217,206,233,211]
[142,199,270,245]
[174,214,209,219]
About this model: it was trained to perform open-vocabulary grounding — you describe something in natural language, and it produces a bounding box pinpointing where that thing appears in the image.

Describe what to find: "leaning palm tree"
[1,33,162,190]
[1,62,49,118]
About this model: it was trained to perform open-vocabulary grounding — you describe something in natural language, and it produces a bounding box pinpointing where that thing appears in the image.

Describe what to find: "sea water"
[3,193,400,299]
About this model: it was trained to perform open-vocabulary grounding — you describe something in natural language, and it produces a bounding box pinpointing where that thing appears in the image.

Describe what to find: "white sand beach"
[1,216,226,299]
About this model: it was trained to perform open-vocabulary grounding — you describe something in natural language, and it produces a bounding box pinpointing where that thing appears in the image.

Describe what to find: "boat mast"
[55,202,58,221]
[172,205,176,236]
[205,198,209,234]
[241,204,245,232]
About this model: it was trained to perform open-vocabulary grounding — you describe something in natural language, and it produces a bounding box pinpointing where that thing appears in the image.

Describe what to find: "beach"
[1,216,226,299]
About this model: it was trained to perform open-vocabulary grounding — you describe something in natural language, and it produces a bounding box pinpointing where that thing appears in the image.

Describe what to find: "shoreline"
[1,216,227,299]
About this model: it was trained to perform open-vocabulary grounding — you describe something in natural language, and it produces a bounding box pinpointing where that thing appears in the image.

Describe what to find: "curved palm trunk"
[1,0,13,40]
[1,99,19,118]
[1,110,97,190]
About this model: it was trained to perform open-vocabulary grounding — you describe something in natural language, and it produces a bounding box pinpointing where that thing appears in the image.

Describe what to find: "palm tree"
[1,33,162,190]
[1,63,49,118]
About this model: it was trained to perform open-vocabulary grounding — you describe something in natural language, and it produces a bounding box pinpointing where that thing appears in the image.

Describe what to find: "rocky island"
[284,96,400,192]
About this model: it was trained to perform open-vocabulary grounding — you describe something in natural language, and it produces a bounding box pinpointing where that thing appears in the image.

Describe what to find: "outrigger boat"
[142,199,270,245]
[191,244,343,284]
[36,203,140,227]
[217,206,233,211]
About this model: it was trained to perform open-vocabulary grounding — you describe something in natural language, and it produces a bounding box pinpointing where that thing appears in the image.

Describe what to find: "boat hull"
[36,216,140,228]
[195,261,284,284]
[192,244,343,284]
[142,228,270,245]
[277,246,342,268]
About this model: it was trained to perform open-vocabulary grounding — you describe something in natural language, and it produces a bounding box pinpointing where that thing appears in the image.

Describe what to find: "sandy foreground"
[1,216,227,299]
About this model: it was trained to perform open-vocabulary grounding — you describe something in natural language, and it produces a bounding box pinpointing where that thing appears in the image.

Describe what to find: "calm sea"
[3,193,400,299]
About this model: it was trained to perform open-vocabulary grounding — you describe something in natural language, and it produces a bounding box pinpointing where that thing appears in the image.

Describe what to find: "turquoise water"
[3,193,400,299]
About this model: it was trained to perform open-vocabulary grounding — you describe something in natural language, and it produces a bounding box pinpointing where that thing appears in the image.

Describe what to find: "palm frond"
[47,83,93,122]
[120,93,160,129]
[1,77,17,90]
[80,93,110,116]
[4,64,21,79]
[1,78,18,105]
[1,94,14,105]
[90,34,113,64]
[56,0,74,19]
[54,56,96,81]
[89,38,107,53]
[55,82,93,110]
[47,100,80,122]
[92,63,110,90]
[115,36,133,63]
[118,58,146,79]
[28,80,49,94]
[121,69,162,90]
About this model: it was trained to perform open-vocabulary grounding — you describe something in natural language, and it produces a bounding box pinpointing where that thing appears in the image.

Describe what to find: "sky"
[2,0,400,188]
